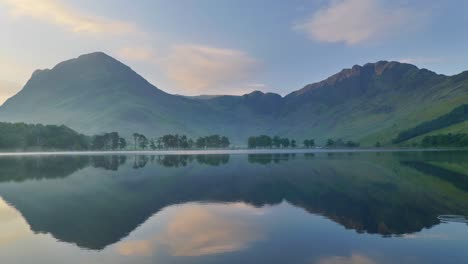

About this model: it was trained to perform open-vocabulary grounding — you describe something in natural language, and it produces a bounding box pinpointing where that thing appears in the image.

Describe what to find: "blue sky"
[1,0,468,103]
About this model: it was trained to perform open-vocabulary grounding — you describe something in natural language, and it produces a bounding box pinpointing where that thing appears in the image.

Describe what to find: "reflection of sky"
[115,203,266,257]
[0,199,467,264]
[0,198,30,246]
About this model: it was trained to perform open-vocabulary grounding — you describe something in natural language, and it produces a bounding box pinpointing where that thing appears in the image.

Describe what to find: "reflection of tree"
[132,155,149,169]
[0,155,130,182]
[92,156,127,171]
[196,155,230,166]
[248,153,295,164]
[1,152,468,250]
[0,156,90,182]
[156,155,194,168]
[402,161,468,191]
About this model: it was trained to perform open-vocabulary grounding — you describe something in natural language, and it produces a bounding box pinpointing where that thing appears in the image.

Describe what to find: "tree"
[188,138,194,149]
[180,135,189,149]
[133,133,139,150]
[291,139,296,148]
[196,137,206,149]
[326,139,335,147]
[304,139,310,148]
[109,132,120,150]
[91,135,106,150]
[375,141,381,148]
[119,138,127,150]
[346,140,359,148]
[220,136,230,148]
[309,139,315,147]
[248,137,257,149]
[273,136,281,148]
[281,138,290,148]
[252,135,272,148]
[150,139,157,150]
[138,134,148,149]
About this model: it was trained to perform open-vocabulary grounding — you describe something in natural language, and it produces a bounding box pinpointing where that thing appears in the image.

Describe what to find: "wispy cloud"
[247,83,267,89]
[161,44,259,95]
[294,0,417,45]
[117,47,155,62]
[397,57,446,65]
[0,0,139,35]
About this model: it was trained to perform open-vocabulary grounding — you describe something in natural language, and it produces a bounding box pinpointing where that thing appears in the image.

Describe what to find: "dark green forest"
[0,122,232,151]
[248,135,299,148]
[2,121,468,151]
[0,122,89,150]
[325,138,360,148]
[421,133,468,147]
[394,104,468,143]
[137,134,230,150]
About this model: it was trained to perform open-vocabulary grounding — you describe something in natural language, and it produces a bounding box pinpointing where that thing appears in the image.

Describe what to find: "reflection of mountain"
[0,156,90,182]
[0,152,467,250]
[0,155,127,182]
[402,161,468,191]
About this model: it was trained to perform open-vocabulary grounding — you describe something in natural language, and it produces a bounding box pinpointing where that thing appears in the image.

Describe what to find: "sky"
[1,0,468,103]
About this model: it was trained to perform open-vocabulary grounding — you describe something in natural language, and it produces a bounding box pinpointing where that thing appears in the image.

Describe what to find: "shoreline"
[0,148,464,156]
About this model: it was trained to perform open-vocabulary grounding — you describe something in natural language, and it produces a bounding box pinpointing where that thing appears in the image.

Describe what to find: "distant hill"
[0,52,467,145]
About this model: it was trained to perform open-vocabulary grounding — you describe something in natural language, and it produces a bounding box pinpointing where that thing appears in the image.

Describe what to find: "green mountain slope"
[282,62,468,145]
[394,104,468,143]
[0,52,467,145]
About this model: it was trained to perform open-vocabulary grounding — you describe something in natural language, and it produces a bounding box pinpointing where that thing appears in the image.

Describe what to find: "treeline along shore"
[0,122,467,152]
[0,122,231,151]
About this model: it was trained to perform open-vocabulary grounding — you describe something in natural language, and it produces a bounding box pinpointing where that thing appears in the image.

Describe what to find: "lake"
[0,151,467,263]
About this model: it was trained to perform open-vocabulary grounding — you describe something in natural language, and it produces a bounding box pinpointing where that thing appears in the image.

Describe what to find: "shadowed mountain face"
[0,151,467,250]
[0,52,467,145]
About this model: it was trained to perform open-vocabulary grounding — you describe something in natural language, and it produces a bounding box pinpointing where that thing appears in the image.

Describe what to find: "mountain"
[0,52,467,145]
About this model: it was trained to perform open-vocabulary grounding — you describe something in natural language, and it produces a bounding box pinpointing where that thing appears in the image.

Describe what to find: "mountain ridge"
[0,52,467,145]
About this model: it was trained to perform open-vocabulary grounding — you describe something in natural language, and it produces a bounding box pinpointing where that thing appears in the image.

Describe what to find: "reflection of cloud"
[162,44,258,95]
[115,203,264,257]
[0,198,31,246]
[402,233,450,240]
[163,205,260,256]
[316,254,377,264]
[116,240,154,257]
[294,0,417,45]
[1,0,139,35]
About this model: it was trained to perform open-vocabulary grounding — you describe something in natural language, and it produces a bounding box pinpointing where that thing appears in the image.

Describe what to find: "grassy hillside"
[393,104,468,143]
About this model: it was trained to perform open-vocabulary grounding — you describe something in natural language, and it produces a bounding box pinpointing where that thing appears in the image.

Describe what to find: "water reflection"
[0,151,467,263]
[0,198,30,247]
[317,254,377,264]
[116,203,263,257]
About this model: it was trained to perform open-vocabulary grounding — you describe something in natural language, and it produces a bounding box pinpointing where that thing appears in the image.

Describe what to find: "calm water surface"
[0,151,467,263]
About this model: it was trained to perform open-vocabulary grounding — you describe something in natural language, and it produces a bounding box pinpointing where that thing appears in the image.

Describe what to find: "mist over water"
[0,151,467,264]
